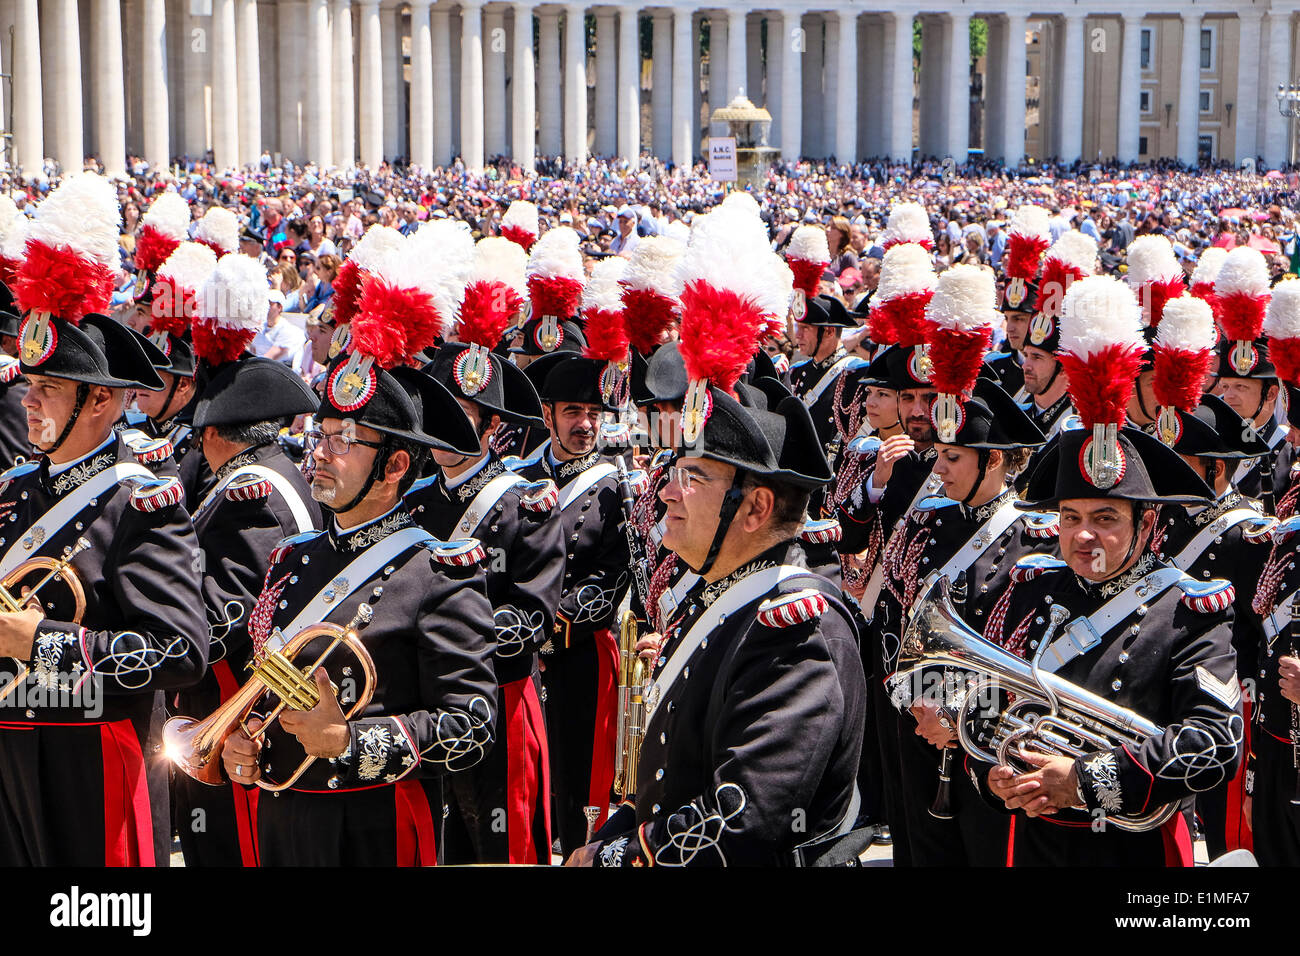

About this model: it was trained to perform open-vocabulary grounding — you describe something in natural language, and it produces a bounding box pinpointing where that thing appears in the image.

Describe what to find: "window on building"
[1198,134,1215,163]
[1140,91,1152,113]
[1200,27,1213,70]
[1139,136,1149,156]
[1200,90,1212,113]
[1140,28,1152,70]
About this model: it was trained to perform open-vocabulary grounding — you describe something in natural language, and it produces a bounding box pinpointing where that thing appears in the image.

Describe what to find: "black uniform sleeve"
[496,497,565,657]
[35,490,207,695]
[335,559,498,784]
[556,482,631,638]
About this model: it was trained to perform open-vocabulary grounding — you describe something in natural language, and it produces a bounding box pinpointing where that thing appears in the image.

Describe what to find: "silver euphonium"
[896,575,1178,833]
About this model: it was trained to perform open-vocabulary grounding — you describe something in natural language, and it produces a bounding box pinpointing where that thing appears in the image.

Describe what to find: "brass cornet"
[613,609,650,801]
[0,537,91,702]
[165,598,377,792]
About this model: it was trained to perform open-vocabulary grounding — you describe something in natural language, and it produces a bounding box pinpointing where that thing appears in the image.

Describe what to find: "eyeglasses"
[305,429,384,457]
[667,465,709,494]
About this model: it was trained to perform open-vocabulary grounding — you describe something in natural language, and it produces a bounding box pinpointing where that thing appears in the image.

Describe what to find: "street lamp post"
[1276,82,1300,168]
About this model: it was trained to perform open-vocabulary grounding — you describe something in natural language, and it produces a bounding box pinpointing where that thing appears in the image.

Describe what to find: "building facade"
[0,0,1291,174]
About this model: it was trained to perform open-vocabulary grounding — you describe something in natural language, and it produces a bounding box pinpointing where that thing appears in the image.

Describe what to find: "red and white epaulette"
[425,537,487,566]
[0,355,20,384]
[626,469,650,497]
[757,588,829,628]
[1021,512,1059,539]
[1010,554,1067,583]
[120,428,174,464]
[269,530,323,565]
[127,476,184,512]
[801,518,843,545]
[1176,577,1235,614]
[1242,514,1281,543]
[225,472,274,503]
[519,479,558,513]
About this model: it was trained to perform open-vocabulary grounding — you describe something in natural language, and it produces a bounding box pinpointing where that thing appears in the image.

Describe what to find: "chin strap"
[41,383,91,458]
[331,437,394,516]
[698,469,749,577]
[1120,503,1153,569]
[1041,358,1062,394]
[1135,378,1157,424]
[149,375,183,431]
[961,449,991,507]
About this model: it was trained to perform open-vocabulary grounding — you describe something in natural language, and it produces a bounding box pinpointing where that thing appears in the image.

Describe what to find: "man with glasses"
[516,354,631,856]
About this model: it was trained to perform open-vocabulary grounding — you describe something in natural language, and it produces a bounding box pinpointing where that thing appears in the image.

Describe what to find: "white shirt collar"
[443,453,490,491]
[48,432,116,477]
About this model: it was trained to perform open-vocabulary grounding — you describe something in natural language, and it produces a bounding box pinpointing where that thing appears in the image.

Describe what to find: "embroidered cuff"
[1075,750,1123,815]
[1244,754,1256,797]
[27,621,89,693]
[595,829,650,867]
[342,716,419,785]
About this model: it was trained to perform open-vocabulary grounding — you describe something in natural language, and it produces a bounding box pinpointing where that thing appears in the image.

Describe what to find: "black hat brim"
[192,356,319,429]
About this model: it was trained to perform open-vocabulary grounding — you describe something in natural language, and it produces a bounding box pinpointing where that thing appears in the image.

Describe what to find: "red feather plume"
[1058,344,1145,429]
[191,318,255,365]
[928,325,992,397]
[12,239,115,325]
[332,259,365,327]
[582,308,629,363]
[353,277,442,369]
[787,257,826,300]
[1217,290,1268,342]
[0,256,20,288]
[1004,233,1050,282]
[459,279,522,349]
[528,275,584,320]
[148,275,193,338]
[1270,336,1300,386]
[678,281,767,396]
[621,287,678,355]
[500,225,537,252]
[873,291,933,349]
[1141,276,1187,328]
[882,236,933,252]
[134,224,181,275]
[1033,258,1085,314]
[1152,344,1213,412]
[194,238,227,260]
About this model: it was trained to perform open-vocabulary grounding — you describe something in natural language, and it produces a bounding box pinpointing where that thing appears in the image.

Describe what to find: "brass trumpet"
[0,537,91,702]
[165,599,377,792]
[613,609,650,801]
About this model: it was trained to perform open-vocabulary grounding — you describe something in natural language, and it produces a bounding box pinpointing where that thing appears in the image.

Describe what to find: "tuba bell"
[0,537,91,702]
[896,575,1178,833]
[164,599,377,792]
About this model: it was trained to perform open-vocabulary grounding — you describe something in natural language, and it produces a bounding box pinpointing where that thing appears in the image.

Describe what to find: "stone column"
[780,9,802,161]
[141,0,170,169]
[92,0,127,176]
[513,3,537,168]
[538,8,562,158]
[946,12,970,161]
[462,0,485,169]
[596,10,618,155]
[565,3,589,161]
[888,11,913,161]
[1265,11,1293,167]
[747,13,763,105]
[652,9,673,158]
[918,15,942,157]
[432,5,454,164]
[825,11,839,152]
[768,10,783,146]
[1177,11,1203,165]
[484,8,507,157]
[727,7,746,103]
[711,12,727,110]
[1000,12,1025,165]
[12,0,42,172]
[1117,13,1143,164]
[211,0,239,169]
[673,6,694,167]
[618,4,639,161]
[802,14,822,157]
[1057,13,1083,163]
[1235,10,1263,165]
[410,1,434,167]
[359,0,384,168]
[306,0,333,166]
[237,0,263,167]
[835,8,856,164]
[383,2,404,161]
[331,0,355,166]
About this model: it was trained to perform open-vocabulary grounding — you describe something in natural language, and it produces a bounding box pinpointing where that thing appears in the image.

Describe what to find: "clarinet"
[614,455,652,616]
[1261,445,1278,518]
[930,747,956,820]
[1290,595,1300,805]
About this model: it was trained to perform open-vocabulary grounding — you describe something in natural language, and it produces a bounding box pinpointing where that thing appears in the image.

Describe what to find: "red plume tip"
[881,237,933,252]
[873,290,934,349]
[581,308,629,363]
[194,238,228,260]
[1004,234,1050,282]
[1058,344,1145,429]
[1270,336,1300,386]
[1152,344,1213,412]
[1142,277,1187,328]
[332,259,365,327]
[928,324,992,397]
[1217,290,1269,343]
[528,275,584,321]
[460,279,522,350]
[622,287,678,355]
[787,257,827,300]
[500,225,537,252]
[192,318,254,366]
[353,278,442,369]
[134,225,181,276]
[678,281,768,396]
[1034,259,1084,314]
[147,275,193,338]
[12,240,115,325]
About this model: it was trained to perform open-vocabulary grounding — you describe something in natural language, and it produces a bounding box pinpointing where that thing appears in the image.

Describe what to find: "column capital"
[836,7,856,23]
[460,0,485,10]
[1237,8,1264,21]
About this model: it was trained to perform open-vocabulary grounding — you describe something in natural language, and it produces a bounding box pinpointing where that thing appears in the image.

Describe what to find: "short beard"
[310,480,337,505]
[906,420,935,443]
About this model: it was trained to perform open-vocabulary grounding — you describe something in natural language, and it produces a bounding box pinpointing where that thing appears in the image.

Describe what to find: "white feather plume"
[198,253,269,331]
[1191,247,1228,288]
[1044,230,1098,275]
[880,202,932,247]
[672,205,789,319]
[787,225,830,264]
[501,200,539,235]
[403,218,476,321]
[0,196,19,246]
[719,192,761,219]
[1008,205,1050,241]
[525,225,585,282]
[621,236,685,296]
[470,236,528,298]
[157,241,218,295]
[876,243,937,302]
[1264,278,1300,340]
[1059,275,1144,358]
[1214,246,1271,298]
[26,171,122,269]
[192,206,240,254]
[348,224,406,274]
[1156,295,1215,352]
[142,192,191,241]
[662,220,691,245]
[0,217,27,264]
[1125,235,1182,287]
[926,265,999,331]
[582,256,629,313]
